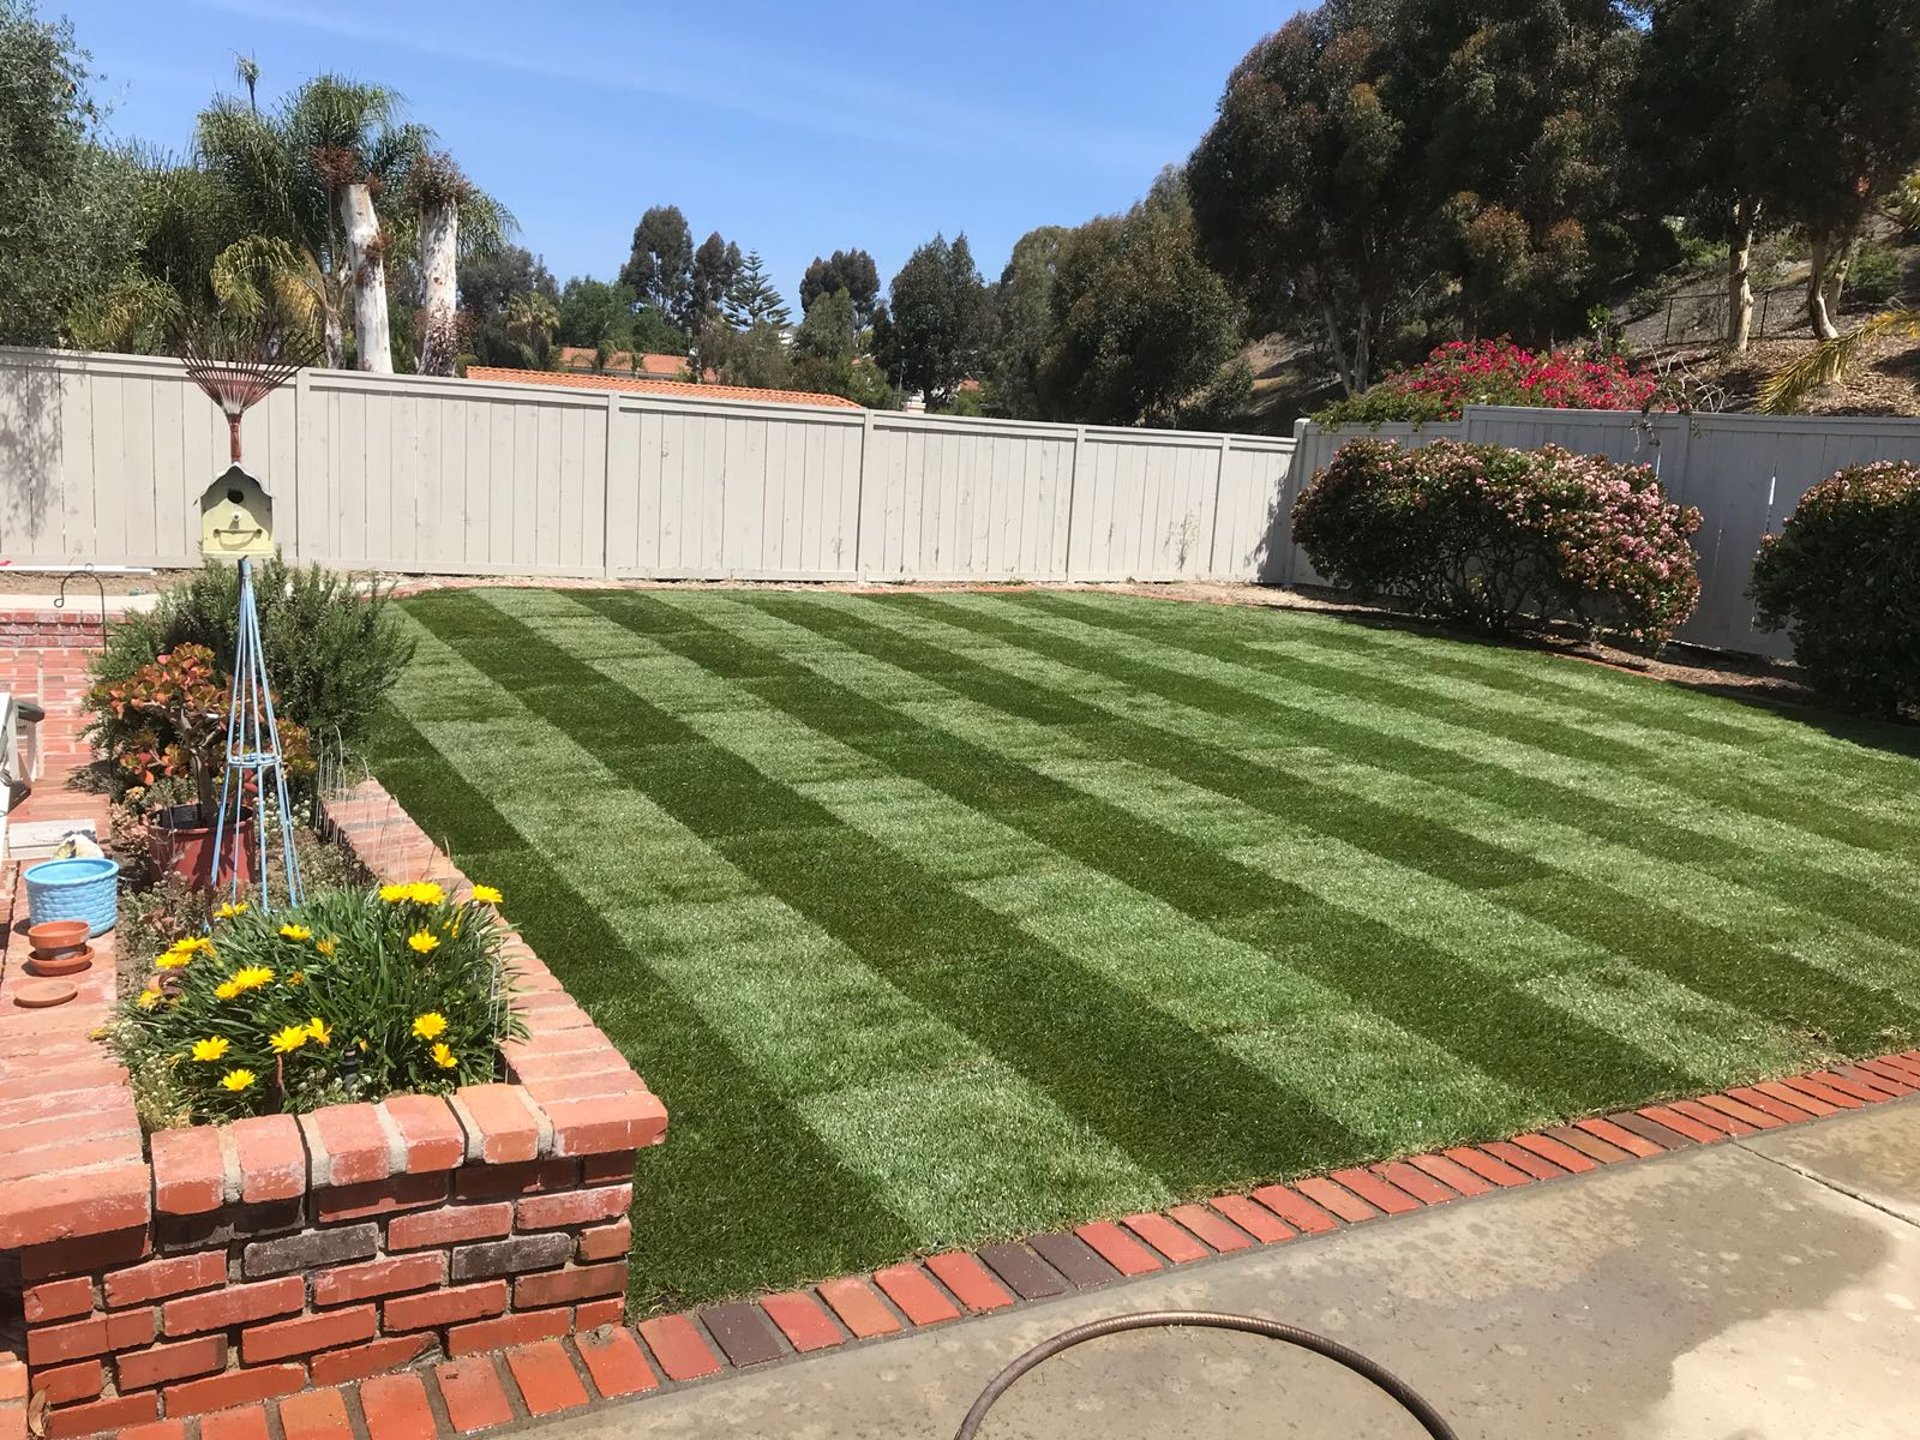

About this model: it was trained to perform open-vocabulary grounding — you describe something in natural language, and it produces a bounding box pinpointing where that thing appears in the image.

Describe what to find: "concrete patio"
[537,1097,1920,1439]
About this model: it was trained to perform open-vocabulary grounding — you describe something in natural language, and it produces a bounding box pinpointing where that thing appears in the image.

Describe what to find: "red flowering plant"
[1294,438,1703,650]
[1314,339,1663,426]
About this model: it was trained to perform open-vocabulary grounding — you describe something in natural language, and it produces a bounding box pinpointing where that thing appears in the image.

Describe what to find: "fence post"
[1063,425,1086,581]
[853,408,875,581]
[1206,432,1230,577]
[601,391,617,579]
[290,366,311,564]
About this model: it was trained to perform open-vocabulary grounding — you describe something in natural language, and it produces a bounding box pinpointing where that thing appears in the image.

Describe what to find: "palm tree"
[503,292,558,368]
[234,53,260,114]
[1758,310,1920,414]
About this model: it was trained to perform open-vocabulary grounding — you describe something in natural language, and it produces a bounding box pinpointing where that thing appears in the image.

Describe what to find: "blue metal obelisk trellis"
[209,556,302,909]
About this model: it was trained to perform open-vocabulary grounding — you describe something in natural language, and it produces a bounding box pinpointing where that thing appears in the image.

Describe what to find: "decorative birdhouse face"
[200,465,277,562]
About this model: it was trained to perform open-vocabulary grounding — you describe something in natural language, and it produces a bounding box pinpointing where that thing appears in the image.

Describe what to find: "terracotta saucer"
[27,919,90,955]
[13,979,78,1008]
[26,946,94,976]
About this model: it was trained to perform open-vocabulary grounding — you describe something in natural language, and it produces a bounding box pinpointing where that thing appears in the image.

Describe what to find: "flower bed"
[0,779,666,1438]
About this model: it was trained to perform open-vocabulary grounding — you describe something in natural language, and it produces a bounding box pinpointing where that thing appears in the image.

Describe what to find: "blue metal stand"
[210,557,302,908]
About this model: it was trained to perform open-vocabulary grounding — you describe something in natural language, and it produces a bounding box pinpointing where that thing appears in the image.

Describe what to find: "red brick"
[637,1315,722,1381]
[1331,1168,1425,1214]
[198,1408,272,1440]
[1667,1098,1756,1137]
[28,1308,154,1366]
[1206,1193,1297,1242]
[106,1253,227,1309]
[1510,1133,1600,1173]
[1443,1147,1535,1187]
[313,1253,446,1307]
[277,1388,353,1440]
[43,1392,156,1438]
[577,1220,632,1262]
[1170,1202,1255,1251]
[28,1358,102,1404]
[1123,1211,1211,1263]
[1752,1080,1839,1117]
[1810,1069,1891,1103]
[1545,1126,1636,1165]
[816,1276,900,1338]
[452,1161,578,1203]
[227,1116,307,1203]
[162,1363,305,1418]
[873,1263,960,1326]
[513,1262,626,1309]
[19,1226,149,1283]
[1481,1140,1572,1180]
[580,1151,637,1185]
[380,1096,466,1174]
[387,1202,513,1251]
[1695,1094,1783,1130]
[1573,1117,1666,1158]
[434,1357,514,1435]
[923,1251,1016,1312]
[384,1281,507,1333]
[576,1326,659,1398]
[149,1128,224,1216]
[505,1340,589,1416]
[357,1372,437,1440]
[243,1304,376,1363]
[543,1092,668,1157]
[1074,1221,1165,1275]
[1854,1058,1920,1091]
[451,1085,542,1164]
[446,1307,570,1357]
[575,1296,626,1330]
[314,1172,448,1225]
[1834,1064,1913,1098]
[1294,1177,1381,1223]
[163,1277,304,1336]
[310,1333,432,1387]
[1779,1075,1864,1110]
[119,1422,188,1440]
[759,1292,846,1352]
[517,1184,632,1231]
[1251,1184,1343,1234]
[1637,1106,1726,1144]
[117,1335,227,1390]
[22,1277,93,1324]
[1375,1161,1465,1205]
[0,1160,150,1251]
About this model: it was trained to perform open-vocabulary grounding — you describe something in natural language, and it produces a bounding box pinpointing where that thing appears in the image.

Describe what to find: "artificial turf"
[366,587,1920,1309]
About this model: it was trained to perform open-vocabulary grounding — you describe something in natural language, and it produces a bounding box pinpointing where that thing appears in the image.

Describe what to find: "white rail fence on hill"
[0,348,1293,586]
[6,347,1920,655]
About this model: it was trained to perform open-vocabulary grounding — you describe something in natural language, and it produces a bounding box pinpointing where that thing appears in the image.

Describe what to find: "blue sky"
[60,0,1294,306]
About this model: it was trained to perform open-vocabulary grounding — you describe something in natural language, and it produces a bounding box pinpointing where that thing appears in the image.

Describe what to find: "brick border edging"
[33,1050,1920,1440]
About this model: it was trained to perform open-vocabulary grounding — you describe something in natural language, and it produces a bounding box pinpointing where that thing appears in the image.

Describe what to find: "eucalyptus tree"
[405,150,511,375]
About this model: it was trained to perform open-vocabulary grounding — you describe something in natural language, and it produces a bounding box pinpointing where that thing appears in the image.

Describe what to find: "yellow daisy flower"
[411,1011,448,1041]
[170,935,213,955]
[314,937,337,957]
[137,987,163,1011]
[220,1068,257,1092]
[470,884,503,905]
[155,951,192,970]
[268,1025,309,1054]
[287,971,305,987]
[214,979,241,1001]
[213,901,248,919]
[232,965,275,993]
[379,882,411,904]
[278,923,312,941]
[413,881,446,905]
[190,1037,230,1062]
[305,1017,331,1046]
[430,1042,458,1070]
[407,930,440,955]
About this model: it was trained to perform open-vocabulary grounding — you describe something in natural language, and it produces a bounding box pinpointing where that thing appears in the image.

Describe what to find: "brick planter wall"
[0,780,667,1438]
[0,611,115,650]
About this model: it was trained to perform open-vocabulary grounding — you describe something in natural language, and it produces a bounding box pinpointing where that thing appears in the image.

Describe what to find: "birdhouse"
[200,465,277,563]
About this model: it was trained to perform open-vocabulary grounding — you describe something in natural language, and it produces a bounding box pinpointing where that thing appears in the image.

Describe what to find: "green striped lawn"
[367,588,1920,1309]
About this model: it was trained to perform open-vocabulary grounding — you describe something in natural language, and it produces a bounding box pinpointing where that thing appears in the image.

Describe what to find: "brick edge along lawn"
[364,586,1920,1311]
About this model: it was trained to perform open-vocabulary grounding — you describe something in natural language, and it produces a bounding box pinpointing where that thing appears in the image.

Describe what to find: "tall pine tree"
[723,250,790,329]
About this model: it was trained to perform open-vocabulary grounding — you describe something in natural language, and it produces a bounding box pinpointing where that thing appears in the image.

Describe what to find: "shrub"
[1313,338,1662,426]
[1751,461,1920,716]
[89,560,413,770]
[110,881,522,1124]
[1845,239,1904,310]
[1294,438,1703,648]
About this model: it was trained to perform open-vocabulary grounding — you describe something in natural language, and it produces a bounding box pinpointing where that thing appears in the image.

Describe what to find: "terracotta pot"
[27,919,90,956]
[149,805,257,890]
[26,946,93,977]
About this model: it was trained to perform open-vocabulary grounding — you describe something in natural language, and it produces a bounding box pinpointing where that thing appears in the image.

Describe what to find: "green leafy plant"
[1752,460,1920,716]
[1845,239,1905,310]
[110,880,522,1124]
[1294,437,1703,649]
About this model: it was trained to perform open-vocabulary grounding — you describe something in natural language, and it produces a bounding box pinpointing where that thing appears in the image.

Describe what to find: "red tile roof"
[465,366,864,410]
[555,348,706,380]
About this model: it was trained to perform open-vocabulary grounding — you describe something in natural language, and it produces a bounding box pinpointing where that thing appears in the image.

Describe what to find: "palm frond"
[1758,310,1920,414]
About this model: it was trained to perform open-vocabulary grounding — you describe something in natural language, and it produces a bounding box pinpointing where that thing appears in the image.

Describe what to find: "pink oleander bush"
[1294,437,1703,649]
[1314,338,1663,425]
[1752,461,1920,717]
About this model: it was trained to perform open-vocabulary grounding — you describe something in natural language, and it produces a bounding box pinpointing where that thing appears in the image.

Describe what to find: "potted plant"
[89,644,254,887]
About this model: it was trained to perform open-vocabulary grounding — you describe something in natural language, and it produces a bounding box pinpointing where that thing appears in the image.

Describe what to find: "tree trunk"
[321,307,345,370]
[1318,294,1360,396]
[1727,202,1756,352]
[1807,232,1841,341]
[416,197,459,376]
[339,182,393,373]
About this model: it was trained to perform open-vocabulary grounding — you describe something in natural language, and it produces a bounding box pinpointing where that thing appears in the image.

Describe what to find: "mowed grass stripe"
[938,593,1920,950]
[687,594,1807,1090]
[598,592,1544,1153]
[364,702,918,1306]
[407,590,1359,1187]
[794,593,1917,1052]
[1026,593,1920,850]
[625,588,1705,1110]
[385,610,1168,1243]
